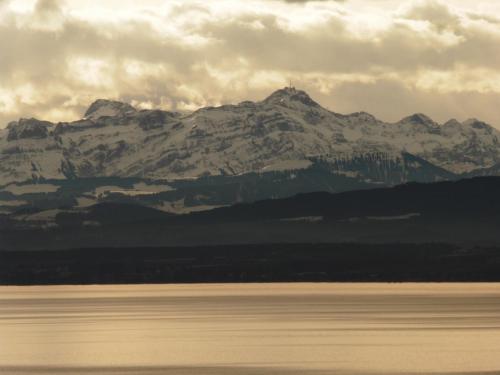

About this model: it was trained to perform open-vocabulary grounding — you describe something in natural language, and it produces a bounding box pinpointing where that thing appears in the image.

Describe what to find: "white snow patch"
[262,159,312,172]
[154,199,224,214]
[24,209,63,221]
[0,199,28,207]
[366,213,421,221]
[93,186,124,197]
[76,196,97,208]
[133,182,173,193]
[107,190,155,197]
[93,182,173,198]
[3,184,59,195]
[335,171,360,178]
[281,216,323,222]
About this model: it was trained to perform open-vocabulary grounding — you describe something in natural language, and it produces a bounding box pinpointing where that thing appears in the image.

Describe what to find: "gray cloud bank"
[1,0,500,128]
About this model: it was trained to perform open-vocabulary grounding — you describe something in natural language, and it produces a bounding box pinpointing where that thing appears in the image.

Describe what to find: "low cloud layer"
[1,0,500,128]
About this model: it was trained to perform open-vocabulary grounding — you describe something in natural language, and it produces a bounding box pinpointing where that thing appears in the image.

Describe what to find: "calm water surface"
[0,283,499,375]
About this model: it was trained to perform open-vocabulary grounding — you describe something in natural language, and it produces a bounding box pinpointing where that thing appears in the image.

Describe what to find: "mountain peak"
[7,118,53,142]
[463,118,495,132]
[443,118,461,126]
[263,87,319,108]
[84,99,136,120]
[400,113,435,125]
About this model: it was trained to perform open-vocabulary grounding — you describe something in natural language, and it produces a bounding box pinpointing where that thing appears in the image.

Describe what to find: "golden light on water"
[1,283,500,374]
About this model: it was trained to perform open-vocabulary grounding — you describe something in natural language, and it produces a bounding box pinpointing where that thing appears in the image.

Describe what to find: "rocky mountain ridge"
[1,87,499,187]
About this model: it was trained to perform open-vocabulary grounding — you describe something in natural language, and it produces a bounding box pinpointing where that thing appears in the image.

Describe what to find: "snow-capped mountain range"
[1,87,499,187]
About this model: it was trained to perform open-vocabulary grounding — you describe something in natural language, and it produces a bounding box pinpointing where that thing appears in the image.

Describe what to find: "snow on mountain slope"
[465,162,500,177]
[0,119,65,183]
[0,87,499,186]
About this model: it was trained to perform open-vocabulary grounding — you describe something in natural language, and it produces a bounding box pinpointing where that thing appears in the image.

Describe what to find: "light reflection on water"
[0,283,499,375]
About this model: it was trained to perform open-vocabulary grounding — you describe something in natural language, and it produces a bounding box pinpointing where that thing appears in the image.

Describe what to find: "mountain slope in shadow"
[1,177,499,251]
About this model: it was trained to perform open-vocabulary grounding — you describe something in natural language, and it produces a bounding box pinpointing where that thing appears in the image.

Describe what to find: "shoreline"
[2,243,500,286]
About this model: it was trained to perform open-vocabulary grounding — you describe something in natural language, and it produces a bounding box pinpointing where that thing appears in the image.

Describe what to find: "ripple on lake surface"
[1,283,499,375]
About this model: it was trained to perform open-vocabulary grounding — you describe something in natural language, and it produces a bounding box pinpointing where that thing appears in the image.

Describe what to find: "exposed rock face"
[135,110,180,131]
[7,118,52,141]
[264,87,320,108]
[84,99,136,120]
[0,88,499,186]
[398,113,441,135]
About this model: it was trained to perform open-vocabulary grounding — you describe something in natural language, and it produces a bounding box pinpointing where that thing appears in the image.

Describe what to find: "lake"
[0,283,499,375]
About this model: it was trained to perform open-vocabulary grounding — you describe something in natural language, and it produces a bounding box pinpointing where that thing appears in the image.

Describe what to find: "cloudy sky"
[1,0,500,128]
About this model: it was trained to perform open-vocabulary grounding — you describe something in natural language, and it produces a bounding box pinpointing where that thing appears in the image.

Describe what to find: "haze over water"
[0,283,499,375]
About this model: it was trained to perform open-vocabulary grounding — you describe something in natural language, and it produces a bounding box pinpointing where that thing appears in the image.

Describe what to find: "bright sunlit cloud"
[1,0,500,128]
